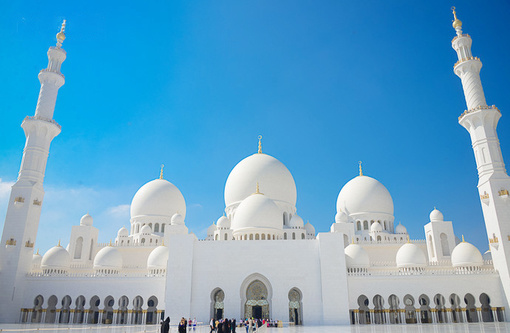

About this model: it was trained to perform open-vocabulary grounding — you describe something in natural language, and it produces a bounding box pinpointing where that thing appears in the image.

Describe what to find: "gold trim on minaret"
[254,182,263,195]
[462,234,465,243]
[258,135,262,154]
[160,164,164,180]
[359,161,363,176]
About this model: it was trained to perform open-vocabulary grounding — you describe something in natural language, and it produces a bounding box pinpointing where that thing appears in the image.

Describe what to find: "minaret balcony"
[453,56,480,67]
[451,33,470,43]
[23,115,61,130]
[458,105,500,121]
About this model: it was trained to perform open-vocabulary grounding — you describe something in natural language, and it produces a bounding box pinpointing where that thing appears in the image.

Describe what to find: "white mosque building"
[0,9,509,326]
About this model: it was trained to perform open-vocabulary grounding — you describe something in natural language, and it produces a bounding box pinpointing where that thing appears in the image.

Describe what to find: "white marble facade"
[0,11,509,327]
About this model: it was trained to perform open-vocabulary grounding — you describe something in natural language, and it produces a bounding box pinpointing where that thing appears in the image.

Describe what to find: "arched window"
[154,224,159,233]
[161,224,165,232]
[363,221,368,230]
[301,233,305,239]
[261,234,266,240]
[428,235,435,258]
[89,239,94,260]
[255,234,260,240]
[440,233,450,256]
[249,234,253,240]
[224,234,228,240]
[357,221,361,230]
[74,237,83,259]
[284,233,287,240]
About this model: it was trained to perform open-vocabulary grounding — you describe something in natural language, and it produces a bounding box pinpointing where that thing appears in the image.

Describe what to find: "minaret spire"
[258,135,262,154]
[453,10,510,317]
[358,161,363,176]
[0,22,68,322]
[451,7,463,36]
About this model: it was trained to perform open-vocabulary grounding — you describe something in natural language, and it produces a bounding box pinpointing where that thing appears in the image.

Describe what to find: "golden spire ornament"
[451,7,463,31]
[56,20,66,47]
[258,135,262,154]
[358,161,363,176]
[160,164,164,179]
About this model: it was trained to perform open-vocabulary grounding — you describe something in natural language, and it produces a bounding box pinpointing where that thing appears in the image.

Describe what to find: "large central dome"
[224,153,297,208]
[131,179,186,219]
[336,175,393,216]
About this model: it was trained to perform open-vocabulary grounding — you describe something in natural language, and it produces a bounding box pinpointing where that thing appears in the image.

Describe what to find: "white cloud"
[106,204,130,217]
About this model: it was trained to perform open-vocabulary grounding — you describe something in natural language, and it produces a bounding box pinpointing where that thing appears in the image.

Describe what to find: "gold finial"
[258,135,262,154]
[56,20,66,47]
[159,164,164,179]
[162,238,165,246]
[407,235,410,243]
[358,161,363,176]
[109,240,113,246]
[255,182,262,194]
[57,239,61,247]
[462,234,465,242]
[36,248,39,255]
[451,7,462,30]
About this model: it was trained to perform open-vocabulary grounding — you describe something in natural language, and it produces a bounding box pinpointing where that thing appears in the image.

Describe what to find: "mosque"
[0,9,509,326]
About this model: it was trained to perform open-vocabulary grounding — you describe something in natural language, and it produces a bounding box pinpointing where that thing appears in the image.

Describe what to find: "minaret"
[452,8,510,315]
[0,21,67,322]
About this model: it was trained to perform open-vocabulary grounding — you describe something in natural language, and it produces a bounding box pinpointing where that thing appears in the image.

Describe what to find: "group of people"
[162,316,279,333]
[161,317,198,333]
[209,317,237,333]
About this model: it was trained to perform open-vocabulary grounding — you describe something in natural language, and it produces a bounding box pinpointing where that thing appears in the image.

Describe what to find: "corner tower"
[0,21,67,322]
[452,8,510,313]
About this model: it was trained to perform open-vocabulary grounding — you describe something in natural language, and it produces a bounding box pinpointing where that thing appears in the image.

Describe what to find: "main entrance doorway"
[244,280,269,319]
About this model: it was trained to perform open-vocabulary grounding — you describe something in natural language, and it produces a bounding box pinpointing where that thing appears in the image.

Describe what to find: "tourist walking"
[161,317,170,333]
[179,317,187,333]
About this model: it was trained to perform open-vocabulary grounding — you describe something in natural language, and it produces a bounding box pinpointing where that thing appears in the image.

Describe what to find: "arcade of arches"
[351,293,505,325]
[20,295,162,325]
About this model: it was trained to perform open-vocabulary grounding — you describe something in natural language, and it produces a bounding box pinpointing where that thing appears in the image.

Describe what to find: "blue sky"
[0,1,509,254]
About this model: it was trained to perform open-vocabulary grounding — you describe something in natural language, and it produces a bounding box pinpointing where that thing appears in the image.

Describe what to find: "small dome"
[483,250,492,261]
[304,222,315,236]
[337,175,394,216]
[396,243,427,268]
[32,252,42,268]
[171,213,184,225]
[217,216,230,229]
[288,214,304,228]
[147,245,169,269]
[117,226,129,237]
[225,153,297,208]
[207,223,217,236]
[451,240,483,267]
[80,213,93,226]
[430,208,444,222]
[41,246,71,270]
[130,179,186,220]
[231,194,282,232]
[345,244,370,269]
[94,246,123,270]
[140,224,152,235]
[371,221,383,232]
[335,211,348,223]
[395,223,407,234]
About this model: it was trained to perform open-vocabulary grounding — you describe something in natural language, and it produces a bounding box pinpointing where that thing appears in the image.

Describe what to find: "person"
[161,317,170,333]
[210,318,215,333]
[179,317,187,333]
[193,318,197,331]
[231,318,236,333]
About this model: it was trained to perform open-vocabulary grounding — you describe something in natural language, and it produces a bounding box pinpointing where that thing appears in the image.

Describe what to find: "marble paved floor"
[0,323,508,333]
